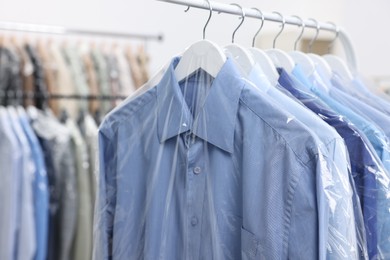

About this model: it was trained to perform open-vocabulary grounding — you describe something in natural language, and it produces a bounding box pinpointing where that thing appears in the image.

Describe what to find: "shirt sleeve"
[93,128,117,260]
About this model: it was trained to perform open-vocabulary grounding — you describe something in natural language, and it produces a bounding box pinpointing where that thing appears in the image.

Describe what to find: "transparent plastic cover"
[93,50,390,259]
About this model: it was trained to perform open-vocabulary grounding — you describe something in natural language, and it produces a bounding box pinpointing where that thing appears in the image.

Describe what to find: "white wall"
[0,0,389,78]
[342,0,390,77]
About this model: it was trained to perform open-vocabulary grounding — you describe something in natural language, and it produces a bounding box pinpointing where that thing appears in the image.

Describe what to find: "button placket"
[193,166,201,175]
[191,216,198,226]
[185,139,206,259]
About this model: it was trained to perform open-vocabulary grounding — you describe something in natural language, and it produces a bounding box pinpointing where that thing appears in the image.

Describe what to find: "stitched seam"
[282,162,306,258]
[239,98,327,166]
[100,90,156,138]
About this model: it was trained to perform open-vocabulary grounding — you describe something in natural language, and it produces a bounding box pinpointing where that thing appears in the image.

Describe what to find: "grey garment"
[62,47,90,113]
[28,107,78,260]
[0,47,22,106]
[91,49,111,114]
[49,43,79,119]
[105,54,122,106]
[25,44,47,110]
[0,107,20,260]
[84,114,98,205]
[67,119,93,260]
[114,47,136,96]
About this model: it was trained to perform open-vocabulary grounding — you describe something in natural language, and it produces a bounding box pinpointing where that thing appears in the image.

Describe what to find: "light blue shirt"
[7,107,37,260]
[0,107,21,260]
[329,79,390,139]
[247,65,359,260]
[292,66,390,166]
[18,107,49,260]
[292,66,390,259]
[96,57,344,260]
[333,74,390,117]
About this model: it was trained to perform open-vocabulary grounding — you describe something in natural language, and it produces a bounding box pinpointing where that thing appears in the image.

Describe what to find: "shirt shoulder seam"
[239,97,325,165]
[99,89,157,137]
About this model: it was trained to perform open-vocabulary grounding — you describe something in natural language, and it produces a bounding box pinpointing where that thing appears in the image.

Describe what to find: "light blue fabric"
[333,74,390,117]
[7,107,36,260]
[354,78,390,116]
[0,107,21,260]
[292,66,390,166]
[18,107,49,260]
[329,79,390,139]
[277,68,372,259]
[247,65,357,260]
[293,66,390,260]
[95,57,334,260]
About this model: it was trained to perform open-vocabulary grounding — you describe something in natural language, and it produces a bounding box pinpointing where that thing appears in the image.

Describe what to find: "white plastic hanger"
[308,54,332,79]
[174,0,226,82]
[223,4,255,76]
[288,16,315,77]
[265,11,295,72]
[248,8,279,85]
[323,55,354,81]
[306,21,336,79]
[322,23,354,81]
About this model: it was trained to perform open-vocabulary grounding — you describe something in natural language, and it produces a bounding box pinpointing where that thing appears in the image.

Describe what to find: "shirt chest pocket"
[241,226,261,260]
[216,211,262,259]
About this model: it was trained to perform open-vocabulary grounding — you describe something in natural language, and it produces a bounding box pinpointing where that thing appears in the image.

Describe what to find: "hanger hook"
[251,8,264,47]
[291,15,305,51]
[307,18,320,52]
[184,0,213,40]
[230,3,245,43]
[203,0,213,40]
[272,11,285,48]
[327,21,339,53]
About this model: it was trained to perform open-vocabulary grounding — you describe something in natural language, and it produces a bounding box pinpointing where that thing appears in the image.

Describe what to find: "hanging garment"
[62,46,90,113]
[37,41,60,116]
[67,119,93,260]
[91,48,111,115]
[329,80,390,138]
[8,106,36,260]
[284,66,390,260]
[114,46,136,96]
[13,42,35,108]
[94,57,349,260]
[245,64,365,259]
[0,33,149,260]
[81,47,100,115]
[0,107,22,260]
[125,45,144,89]
[17,107,49,260]
[0,46,22,106]
[329,74,390,117]
[25,44,47,110]
[105,51,122,107]
[83,113,99,205]
[277,68,383,259]
[29,107,78,260]
[49,43,79,118]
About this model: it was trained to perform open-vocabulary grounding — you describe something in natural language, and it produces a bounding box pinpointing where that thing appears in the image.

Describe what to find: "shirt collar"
[156,57,244,153]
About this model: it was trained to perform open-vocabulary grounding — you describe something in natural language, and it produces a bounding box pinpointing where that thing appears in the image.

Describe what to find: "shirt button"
[191,217,198,226]
[182,123,187,127]
[193,166,201,175]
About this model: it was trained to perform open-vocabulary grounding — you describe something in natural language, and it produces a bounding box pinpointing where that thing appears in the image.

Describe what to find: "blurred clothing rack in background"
[0,91,127,101]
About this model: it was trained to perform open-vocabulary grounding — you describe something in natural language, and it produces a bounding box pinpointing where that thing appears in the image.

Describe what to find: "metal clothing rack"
[0,91,128,101]
[0,21,164,41]
[157,0,357,70]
